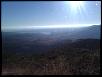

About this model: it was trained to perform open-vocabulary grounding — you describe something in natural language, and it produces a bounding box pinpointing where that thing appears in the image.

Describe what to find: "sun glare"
[68,1,84,13]
[69,1,83,8]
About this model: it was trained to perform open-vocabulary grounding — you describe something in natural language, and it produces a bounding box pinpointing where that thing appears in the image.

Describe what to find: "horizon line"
[1,24,101,31]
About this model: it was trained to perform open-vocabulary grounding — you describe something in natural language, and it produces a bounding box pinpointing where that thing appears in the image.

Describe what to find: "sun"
[69,1,83,10]
[69,1,83,8]
[64,1,85,15]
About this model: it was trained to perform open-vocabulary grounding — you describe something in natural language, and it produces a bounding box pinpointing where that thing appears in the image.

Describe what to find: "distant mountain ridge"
[2,25,100,55]
[2,25,101,45]
[37,25,101,40]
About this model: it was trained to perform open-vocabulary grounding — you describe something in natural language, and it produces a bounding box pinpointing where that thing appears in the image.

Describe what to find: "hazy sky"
[1,1,101,31]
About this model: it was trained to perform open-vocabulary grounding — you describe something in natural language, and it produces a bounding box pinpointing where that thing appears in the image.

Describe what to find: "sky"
[1,1,101,31]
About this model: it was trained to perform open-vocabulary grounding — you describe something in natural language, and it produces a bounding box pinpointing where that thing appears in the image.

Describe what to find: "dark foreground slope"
[2,39,100,75]
[2,25,100,75]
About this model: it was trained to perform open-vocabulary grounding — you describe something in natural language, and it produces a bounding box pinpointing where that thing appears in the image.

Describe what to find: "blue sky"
[1,1,101,31]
